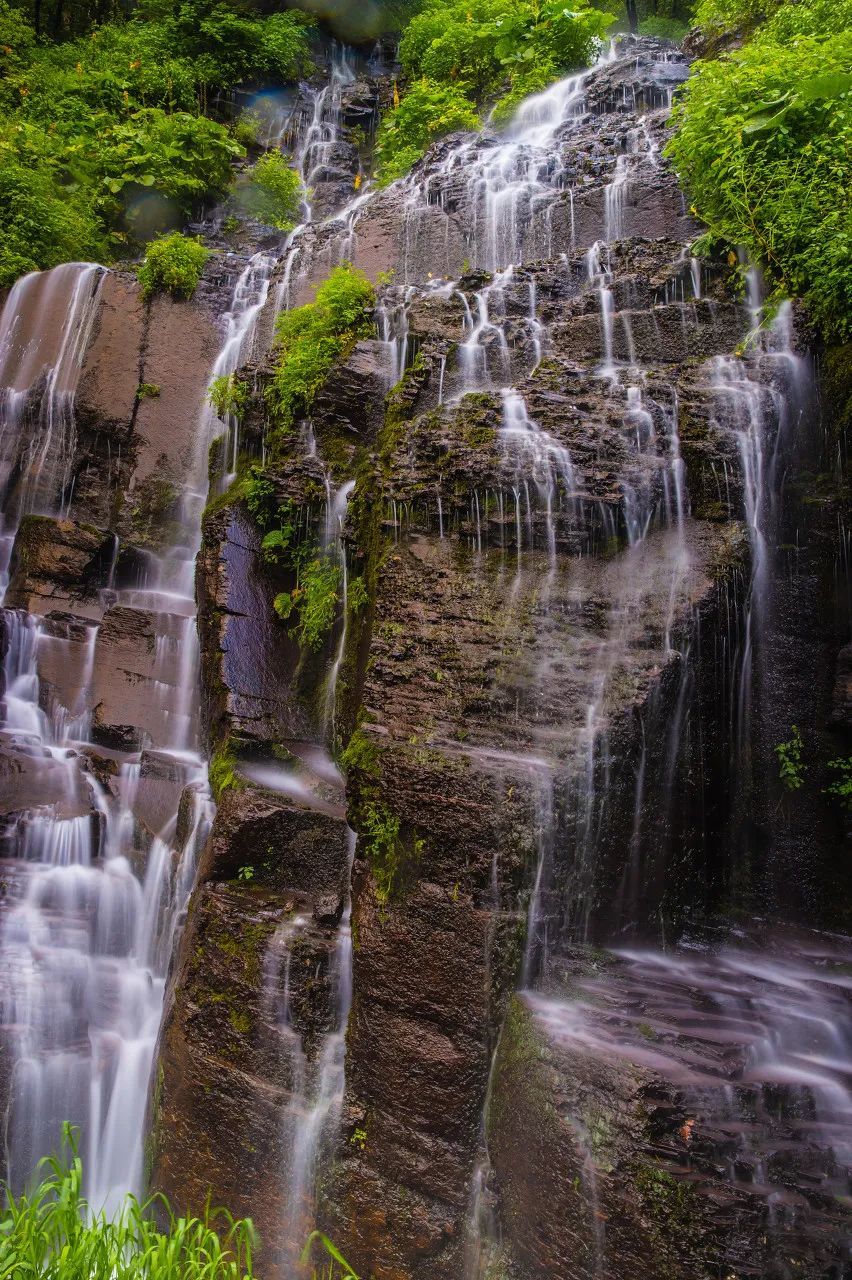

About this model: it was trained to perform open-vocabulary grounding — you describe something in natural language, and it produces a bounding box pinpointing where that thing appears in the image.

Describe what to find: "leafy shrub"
[775,725,806,791]
[98,109,241,235]
[376,80,481,184]
[239,150,303,229]
[638,15,688,37]
[378,0,613,181]
[824,757,852,811]
[692,0,780,34]
[0,1,315,281]
[0,0,39,80]
[268,263,376,433]
[209,373,249,419]
[0,147,106,286]
[231,110,261,149]
[137,232,210,300]
[667,0,852,339]
[171,3,315,94]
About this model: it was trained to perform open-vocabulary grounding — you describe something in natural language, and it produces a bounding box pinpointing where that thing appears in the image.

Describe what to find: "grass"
[0,1126,359,1278]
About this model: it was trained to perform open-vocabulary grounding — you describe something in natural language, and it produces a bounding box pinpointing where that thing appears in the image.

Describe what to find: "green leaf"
[796,70,852,101]
[742,101,795,133]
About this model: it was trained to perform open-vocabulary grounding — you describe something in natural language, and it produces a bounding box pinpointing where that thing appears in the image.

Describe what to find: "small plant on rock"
[775,725,806,792]
[824,756,852,811]
[240,150,302,230]
[208,373,249,421]
[137,232,210,301]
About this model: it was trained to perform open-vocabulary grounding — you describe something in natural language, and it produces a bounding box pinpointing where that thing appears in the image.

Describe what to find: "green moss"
[822,342,852,440]
[359,800,423,904]
[340,727,382,779]
[209,743,244,802]
[201,469,251,524]
[228,1007,252,1036]
[636,1165,702,1239]
[267,263,375,440]
[582,1109,615,1172]
[488,996,552,1143]
[126,474,180,552]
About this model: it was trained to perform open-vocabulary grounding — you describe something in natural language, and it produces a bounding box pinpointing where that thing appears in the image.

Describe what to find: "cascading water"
[0,264,105,585]
[326,37,849,1276]
[0,261,214,1209]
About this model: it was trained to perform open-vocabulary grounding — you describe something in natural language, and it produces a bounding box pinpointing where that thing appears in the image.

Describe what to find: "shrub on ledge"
[137,232,211,301]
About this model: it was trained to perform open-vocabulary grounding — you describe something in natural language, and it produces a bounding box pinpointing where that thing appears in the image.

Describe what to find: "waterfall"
[0,261,214,1210]
[0,263,105,585]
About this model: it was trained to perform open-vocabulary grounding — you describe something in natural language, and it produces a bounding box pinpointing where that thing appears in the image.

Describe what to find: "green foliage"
[262,520,297,565]
[348,575,369,613]
[0,0,38,79]
[231,110,261,149]
[275,556,342,651]
[824,757,852,811]
[0,1126,359,1278]
[208,373,249,420]
[268,263,376,434]
[137,232,210,300]
[237,864,255,882]
[209,743,243,801]
[638,14,688,37]
[136,382,160,398]
[376,80,481,184]
[0,144,106,287]
[377,0,613,180]
[0,1,315,282]
[244,466,279,529]
[692,0,777,34]
[361,800,403,903]
[667,0,852,338]
[0,1124,256,1280]
[301,1230,360,1280]
[97,110,241,232]
[239,150,302,230]
[774,724,806,792]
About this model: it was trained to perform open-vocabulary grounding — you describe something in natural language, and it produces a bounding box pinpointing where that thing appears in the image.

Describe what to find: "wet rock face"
[152,881,330,1256]
[152,769,352,1266]
[80,33,845,1280]
[197,499,313,752]
[491,934,852,1280]
[5,517,113,619]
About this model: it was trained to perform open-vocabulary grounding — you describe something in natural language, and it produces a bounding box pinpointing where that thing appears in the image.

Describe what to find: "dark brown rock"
[5,516,112,619]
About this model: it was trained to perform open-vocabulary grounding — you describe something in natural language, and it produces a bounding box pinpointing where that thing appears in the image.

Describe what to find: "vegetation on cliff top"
[0,0,313,284]
[668,0,852,338]
[375,0,615,182]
